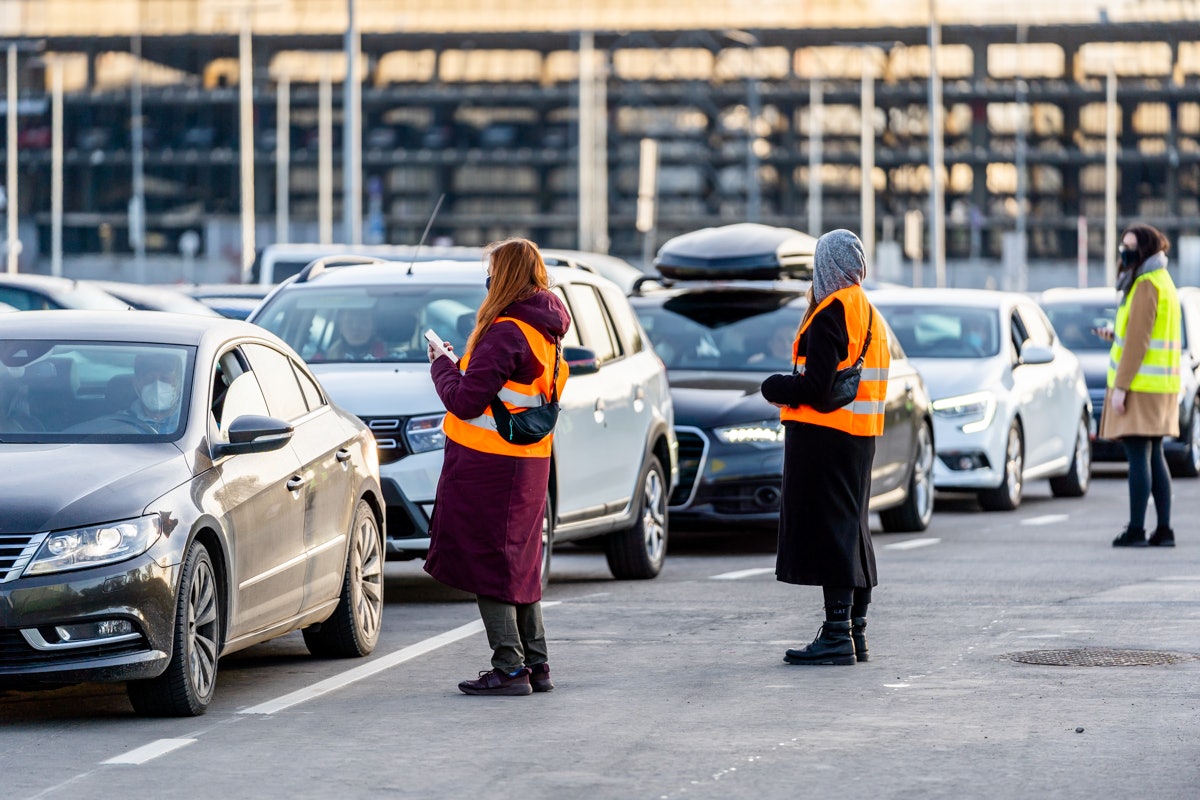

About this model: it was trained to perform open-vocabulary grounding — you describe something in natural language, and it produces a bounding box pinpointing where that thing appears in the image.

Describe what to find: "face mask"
[485,275,492,290]
[1119,247,1138,268]
[140,380,177,414]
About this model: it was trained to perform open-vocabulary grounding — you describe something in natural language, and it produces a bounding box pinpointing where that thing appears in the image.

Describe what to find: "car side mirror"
[1019,344,1054,365]
[563,346,600,376]
[212,414,294,458]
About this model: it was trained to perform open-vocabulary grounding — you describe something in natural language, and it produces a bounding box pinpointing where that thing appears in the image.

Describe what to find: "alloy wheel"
[641,467,667,568]
[352,511,384,643]
[186,558,219,701]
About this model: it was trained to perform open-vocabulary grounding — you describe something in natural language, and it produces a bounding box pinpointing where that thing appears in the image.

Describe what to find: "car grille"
[360,416,409,465]
[0,532,43,583]
[670,427,708,507]
[0,629,148,669]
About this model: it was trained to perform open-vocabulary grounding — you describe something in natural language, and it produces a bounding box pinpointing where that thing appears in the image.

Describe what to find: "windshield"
[0,341,193,442]
[875,305,1001,358]
[633,290,805,372]
[254,284,489,363]
[1040,301,1119,352]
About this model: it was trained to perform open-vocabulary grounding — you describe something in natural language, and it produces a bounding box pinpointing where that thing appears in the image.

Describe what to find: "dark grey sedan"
[0,311,385,716]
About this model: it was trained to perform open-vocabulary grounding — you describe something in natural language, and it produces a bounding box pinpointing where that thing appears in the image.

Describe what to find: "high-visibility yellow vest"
[441,317,568,458]
[781,285,890,437]
[1107,268,1181,394]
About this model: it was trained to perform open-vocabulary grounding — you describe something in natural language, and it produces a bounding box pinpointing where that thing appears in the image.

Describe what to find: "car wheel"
[127,540,220,717]
[303,500,384,658]
[540,491,553,592]
[605,455,667,580]
[1168,401,1200,478]
[1049,413,1091,497]
[978,420,1024,511]
[880,419,934,532]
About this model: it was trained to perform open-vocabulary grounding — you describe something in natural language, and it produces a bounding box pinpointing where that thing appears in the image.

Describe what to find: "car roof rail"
[630,274,673,295]
[295,255,389,284]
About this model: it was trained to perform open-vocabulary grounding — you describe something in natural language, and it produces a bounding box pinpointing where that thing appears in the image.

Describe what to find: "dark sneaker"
[1148,527,1175,547]
[1112,527,1148,548]
[528,662,554,692]
[458,667,532,696]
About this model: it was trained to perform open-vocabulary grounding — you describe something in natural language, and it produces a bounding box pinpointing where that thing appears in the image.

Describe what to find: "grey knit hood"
[812,229,867,303]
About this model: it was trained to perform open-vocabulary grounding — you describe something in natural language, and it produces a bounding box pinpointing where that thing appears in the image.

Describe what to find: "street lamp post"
[343,0,361,245]
[131,11,147,284]
[928,0,946,287]
[6,44,19,274]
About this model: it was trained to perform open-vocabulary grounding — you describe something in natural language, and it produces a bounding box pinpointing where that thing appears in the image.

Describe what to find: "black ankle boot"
[1112,526,1148,548]
[851,617,869,662]
[1148,526,1175,547]
[784,620,856,665]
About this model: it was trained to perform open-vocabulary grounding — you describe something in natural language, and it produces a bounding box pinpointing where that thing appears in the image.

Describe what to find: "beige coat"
[1098,278,1179,440]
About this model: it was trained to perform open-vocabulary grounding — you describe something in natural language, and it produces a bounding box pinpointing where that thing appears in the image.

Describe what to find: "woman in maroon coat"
[425,238,571,696]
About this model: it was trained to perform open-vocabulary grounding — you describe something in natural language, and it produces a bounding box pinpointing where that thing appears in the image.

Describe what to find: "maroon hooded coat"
[424,289,571,604]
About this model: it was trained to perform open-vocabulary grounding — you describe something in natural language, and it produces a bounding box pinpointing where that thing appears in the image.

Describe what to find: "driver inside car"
[114,352,183,434]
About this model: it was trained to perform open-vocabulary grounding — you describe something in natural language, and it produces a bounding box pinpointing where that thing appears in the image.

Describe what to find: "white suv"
[250,259,678,580]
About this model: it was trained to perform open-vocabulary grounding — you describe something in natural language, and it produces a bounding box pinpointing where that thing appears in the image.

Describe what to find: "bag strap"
[791,304,874,375]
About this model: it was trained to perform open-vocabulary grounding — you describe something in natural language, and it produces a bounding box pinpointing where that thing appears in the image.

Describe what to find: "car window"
[0,288,53,311]
[242,343,310,422]
[1040,301,1117,352]
[254,284,487,363]
[873,305,1000,358]
[563,283,620,363]
[598,283,645,355]
[1016,304,1053,348]
[549,287,582,347]
[1010,311,1029,359]
[293,360,326,411]
[0,340,193,442]
[216,366,271,437]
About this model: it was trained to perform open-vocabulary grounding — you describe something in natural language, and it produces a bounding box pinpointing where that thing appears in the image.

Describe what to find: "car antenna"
[407,192,446,276]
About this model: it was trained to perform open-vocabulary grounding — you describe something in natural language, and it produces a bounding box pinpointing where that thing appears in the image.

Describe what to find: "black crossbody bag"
[489,340,561,445]
[796,306,873,414]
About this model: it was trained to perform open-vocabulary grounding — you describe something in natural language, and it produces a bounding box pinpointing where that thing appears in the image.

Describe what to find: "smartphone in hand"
[424,329,458,363]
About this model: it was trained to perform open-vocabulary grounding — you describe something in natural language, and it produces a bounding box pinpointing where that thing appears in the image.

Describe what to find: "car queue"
[0,226,1130,715]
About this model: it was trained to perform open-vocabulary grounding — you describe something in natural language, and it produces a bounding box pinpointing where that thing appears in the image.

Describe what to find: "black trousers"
[1121,436,1171,529]
[476,595,548,672]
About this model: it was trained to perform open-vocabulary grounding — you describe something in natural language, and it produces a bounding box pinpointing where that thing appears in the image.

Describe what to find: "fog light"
[939,451,990,471]
[54,619,134,642]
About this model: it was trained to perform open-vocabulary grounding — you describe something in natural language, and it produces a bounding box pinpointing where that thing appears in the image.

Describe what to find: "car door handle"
[335,448,352,463]
[286,475,307,492]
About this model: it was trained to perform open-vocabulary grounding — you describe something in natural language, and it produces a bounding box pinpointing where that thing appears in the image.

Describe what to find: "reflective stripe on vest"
[780,285,891,437]
[441,316,568,458]
[1107,268,1182,394]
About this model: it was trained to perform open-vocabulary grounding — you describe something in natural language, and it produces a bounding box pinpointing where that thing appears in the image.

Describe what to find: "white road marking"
[1020,514,1070,527]
[884,683,911,688]
[884,538,941,550]
[103,739,196,765]
[239,601,561,716]
[710,567,774,580]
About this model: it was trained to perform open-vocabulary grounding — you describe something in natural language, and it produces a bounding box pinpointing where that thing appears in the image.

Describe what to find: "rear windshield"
[0,341,193,442]
[254,284,488,364]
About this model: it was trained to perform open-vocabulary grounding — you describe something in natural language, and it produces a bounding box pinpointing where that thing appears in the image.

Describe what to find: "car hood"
[906,358,1011,401]
[1073,351,1109,390]
[0,443,190,534]
[310,363,442,417]
[666,371,777,428]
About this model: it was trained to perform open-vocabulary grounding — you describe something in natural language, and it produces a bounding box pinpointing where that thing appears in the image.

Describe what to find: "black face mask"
[1119,247,1138,269]
[485,275,492,290]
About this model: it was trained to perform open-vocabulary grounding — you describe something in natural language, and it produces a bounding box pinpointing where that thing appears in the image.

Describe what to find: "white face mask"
[140,380,177,414]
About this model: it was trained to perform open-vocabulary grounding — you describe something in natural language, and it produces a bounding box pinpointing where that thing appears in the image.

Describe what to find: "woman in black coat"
[761,229,887,666]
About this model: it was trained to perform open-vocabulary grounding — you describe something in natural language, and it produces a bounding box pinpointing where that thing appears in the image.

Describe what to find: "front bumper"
[930,414,1007,490]
[379,449,443,558]
[0,553,177,685]
[669,427,784,526]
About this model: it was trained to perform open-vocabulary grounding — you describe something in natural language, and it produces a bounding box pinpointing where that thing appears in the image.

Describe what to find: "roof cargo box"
[654,223,816,282]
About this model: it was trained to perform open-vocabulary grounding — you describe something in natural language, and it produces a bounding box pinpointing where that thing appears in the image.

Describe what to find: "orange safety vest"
[441,317,568,458]
[780,285,890,437]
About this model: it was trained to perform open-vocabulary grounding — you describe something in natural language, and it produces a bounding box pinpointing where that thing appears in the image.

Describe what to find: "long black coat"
[761,296,879,588]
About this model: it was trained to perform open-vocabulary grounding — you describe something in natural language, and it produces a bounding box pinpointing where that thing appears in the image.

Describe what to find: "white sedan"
[871,289,1092,510]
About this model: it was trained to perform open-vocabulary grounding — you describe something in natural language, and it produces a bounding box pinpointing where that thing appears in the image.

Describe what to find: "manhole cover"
[1005,648,1195,667]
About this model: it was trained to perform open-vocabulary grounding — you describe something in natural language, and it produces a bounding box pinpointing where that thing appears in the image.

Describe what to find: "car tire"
[605,454,668,580]
[1049,413,1091,497]
[880,419,934,532]
[978,420,1024,511]
[540,491,554,592]
[303,500,384,658]
[127,540,220,717]
[1168,401,1200,478]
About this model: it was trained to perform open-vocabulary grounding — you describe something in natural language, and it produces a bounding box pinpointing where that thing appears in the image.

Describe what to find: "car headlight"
[405,413,447,453]
[931,391,996,434]
[25,515,162,577]
[713,419,785,446]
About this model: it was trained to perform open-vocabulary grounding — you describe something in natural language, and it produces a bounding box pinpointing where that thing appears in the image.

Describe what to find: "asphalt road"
[2,466,1197,800]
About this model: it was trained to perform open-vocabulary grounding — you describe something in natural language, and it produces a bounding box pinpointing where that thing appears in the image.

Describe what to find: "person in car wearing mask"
[115,351,183,434]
